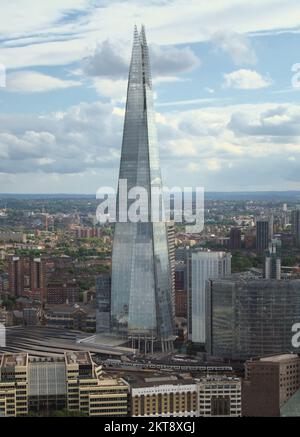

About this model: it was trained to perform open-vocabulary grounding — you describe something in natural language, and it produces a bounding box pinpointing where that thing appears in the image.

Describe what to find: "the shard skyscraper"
[110,26,174,353]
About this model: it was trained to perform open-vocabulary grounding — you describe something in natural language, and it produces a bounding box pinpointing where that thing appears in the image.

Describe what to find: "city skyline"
[0,1,300,193]
[2,1,300,421]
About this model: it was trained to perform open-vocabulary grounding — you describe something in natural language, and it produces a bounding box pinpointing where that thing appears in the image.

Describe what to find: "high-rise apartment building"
[110,27,174,352]
[8,255,47,300]
[187,249,231,346]
[242,354,300,417]
[7,256,24,297]
[29,257,46,301]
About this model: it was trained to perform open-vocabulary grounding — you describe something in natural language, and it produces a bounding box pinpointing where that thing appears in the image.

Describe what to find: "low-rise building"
[47,280,79,305]
[129,374,198,417]
[45,304,96,331]
[65,351,128,417]
[242,354,300,416]
[197,376,241,416]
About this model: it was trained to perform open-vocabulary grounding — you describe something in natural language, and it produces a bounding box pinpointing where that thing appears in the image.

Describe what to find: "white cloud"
[82,39,200,80]
[1,99,300,192]
[6,71,82,93]
[1,0,300,69]
[223,69,272,89]
[211,30,257,65]
[91,78,127,102]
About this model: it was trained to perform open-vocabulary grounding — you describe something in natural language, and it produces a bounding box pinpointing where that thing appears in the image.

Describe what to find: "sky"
[1,0,300,193]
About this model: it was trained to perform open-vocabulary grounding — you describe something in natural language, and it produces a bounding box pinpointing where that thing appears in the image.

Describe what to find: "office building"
[206,277,300,359]
[242,354,300,417]
[0,352,129,417]
[198,376,241,417]
[28,356,67,412]
[0,353,28,417]
[130,375,197,417]
[187,249,231,346]
[256,218,270,253]
[291,206,300,247]
[167,222,176,318]
[265,239,281,280]
[229,228,241,250]
[175,261,187,318]
[65,352,128,417]
[111,27,174,352]
[96,274,111,333]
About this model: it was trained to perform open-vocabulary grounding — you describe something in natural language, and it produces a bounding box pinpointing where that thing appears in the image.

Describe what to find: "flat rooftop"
[0,353,27,368]
[65,351,92,366]
[125,373,195,388]
[259,354,299,363]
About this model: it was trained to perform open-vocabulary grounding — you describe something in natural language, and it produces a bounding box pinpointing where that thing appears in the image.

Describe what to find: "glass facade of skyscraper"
[206,278,300,359]
[110,27,174,351]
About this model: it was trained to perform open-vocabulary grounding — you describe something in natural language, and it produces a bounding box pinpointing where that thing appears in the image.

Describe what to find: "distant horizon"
[1,190,300,195]
[1,190,300,200]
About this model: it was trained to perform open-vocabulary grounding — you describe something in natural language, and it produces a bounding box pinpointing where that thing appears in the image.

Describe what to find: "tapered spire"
[110,27,174,352]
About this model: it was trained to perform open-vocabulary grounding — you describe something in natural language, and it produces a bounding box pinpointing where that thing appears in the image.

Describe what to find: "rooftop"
[125,372,195,388]
[259,354,299,363]
[65,351,92,366]
[0,353,28,368]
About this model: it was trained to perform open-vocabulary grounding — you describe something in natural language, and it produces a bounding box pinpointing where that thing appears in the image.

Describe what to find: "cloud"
[5,71,82,93]
[82,40,129,78]
[228,105,300,137]
[150,44,201,75]
[81,38,200,100]
[1,1,300,69]
[1,101,300,192]
[223,69,272,89]
[0,101,123,175]
[211,30,257,65]
[91,78,127,102]
[82,39,200,81]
